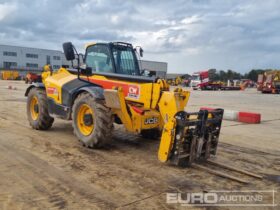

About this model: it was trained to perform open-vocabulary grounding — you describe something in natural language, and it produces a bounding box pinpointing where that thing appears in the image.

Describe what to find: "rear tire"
[72,92,113,148]
[27,88,54,130]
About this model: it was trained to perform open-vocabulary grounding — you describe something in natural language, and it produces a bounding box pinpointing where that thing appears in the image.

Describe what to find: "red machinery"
[190,70,240,90]
[190,70,214,90]
[25,73,41,84]
[257,74,265,91]
[260,71,280,94]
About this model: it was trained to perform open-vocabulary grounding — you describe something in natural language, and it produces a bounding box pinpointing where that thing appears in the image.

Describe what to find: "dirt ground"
[0,80,279,210]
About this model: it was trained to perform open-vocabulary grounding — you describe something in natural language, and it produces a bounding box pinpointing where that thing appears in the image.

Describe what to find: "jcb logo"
[144,117,158,125]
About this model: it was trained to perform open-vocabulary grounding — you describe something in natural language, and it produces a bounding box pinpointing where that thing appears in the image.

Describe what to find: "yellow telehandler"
[25,42,223,166]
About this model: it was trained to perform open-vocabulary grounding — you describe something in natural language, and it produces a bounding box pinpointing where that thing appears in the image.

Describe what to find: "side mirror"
[134,46,144,57]
[140,47,144,57]
[63,42,75,61]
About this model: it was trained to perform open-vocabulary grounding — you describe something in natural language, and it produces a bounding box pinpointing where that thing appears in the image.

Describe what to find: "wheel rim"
[77,104,94,136]
[30,96,39,120]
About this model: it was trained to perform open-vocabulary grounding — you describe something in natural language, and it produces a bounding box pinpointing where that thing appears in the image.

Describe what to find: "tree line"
[207,69,270,82]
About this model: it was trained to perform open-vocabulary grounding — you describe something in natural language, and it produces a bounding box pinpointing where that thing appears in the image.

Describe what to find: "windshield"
[192,75,200,81]
[86,44,114,73]
[112,45,140,75]
[85,44,140,75]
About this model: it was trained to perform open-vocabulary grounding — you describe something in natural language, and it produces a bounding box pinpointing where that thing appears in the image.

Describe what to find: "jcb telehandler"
[25,41,223,166]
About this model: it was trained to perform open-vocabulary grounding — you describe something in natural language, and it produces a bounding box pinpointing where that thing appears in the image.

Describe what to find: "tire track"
[0,140,120,209]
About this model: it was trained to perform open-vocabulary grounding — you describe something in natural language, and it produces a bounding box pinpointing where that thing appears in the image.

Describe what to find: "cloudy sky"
[0,0,279,73]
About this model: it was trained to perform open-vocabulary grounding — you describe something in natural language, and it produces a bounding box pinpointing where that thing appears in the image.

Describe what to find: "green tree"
[245,69,266,82]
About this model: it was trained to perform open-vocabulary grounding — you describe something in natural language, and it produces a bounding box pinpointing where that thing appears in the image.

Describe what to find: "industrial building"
[0,44,67,74]
[139,60,167,78]
[0,44,168,77]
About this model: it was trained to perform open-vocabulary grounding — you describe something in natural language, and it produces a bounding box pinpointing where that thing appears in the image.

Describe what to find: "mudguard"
[61,78,104,107]
[76,86,104,100]
[48,84,105,120]
[24,83,45,97]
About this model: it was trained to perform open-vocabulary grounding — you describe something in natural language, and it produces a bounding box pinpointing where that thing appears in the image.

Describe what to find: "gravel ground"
[0,80,279,209]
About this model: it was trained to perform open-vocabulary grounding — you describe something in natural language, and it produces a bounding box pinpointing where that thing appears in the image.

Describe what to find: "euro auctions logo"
[166,190,277,207]
[167,192,218,204]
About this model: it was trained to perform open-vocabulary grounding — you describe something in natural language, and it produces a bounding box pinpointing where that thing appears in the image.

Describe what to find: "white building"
[0,44,66,71]
[139,60,167,78]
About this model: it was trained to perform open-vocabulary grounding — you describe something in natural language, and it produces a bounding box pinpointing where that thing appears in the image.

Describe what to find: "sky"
[0,0,280,73]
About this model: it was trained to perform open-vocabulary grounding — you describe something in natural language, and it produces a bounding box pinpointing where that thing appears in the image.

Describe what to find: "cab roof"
[85,42,133,49]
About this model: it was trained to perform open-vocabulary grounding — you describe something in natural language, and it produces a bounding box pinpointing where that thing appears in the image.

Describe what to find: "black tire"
[72,92,113,148]
[140,129,160,140]
[27,88,54,130]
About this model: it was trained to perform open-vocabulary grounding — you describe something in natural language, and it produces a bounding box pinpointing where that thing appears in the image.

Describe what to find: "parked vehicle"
[190,70,241,90]
[260,70,280,94]
[25,73,41,84]
[1,71,20,80]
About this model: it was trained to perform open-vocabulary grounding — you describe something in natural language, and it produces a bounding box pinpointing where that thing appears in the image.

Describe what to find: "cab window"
[112,46,139,75]
[86,45,113,73]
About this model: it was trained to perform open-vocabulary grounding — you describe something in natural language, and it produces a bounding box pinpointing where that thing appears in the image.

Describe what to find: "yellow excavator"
[261,70,280,94]
[166,76,182,86]
[25,42,223,166]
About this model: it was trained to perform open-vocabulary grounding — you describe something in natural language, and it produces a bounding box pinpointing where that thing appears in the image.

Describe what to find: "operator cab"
[63,41,156,83]
[85,42,141,76]
[63,42,143,76]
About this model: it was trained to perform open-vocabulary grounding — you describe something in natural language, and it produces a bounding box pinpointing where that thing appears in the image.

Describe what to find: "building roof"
[0,44,62,53]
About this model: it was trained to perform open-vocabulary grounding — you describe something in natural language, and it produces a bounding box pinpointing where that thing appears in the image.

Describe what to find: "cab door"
[85,44,114,74]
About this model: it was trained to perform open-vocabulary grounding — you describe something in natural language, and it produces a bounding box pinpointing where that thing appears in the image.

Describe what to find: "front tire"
[72,92,113,148]
[27,88,54,130]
